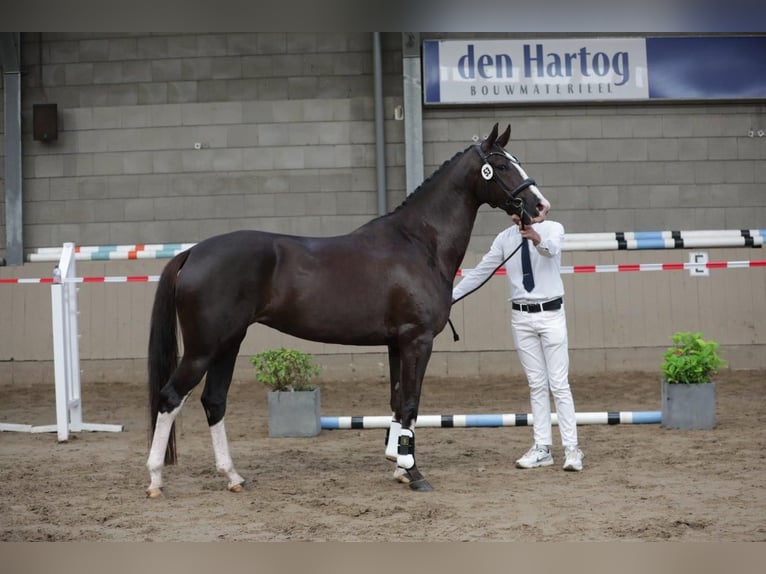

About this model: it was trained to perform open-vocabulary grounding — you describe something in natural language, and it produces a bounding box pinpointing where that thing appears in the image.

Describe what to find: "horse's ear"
[496,124,511,148]
[481,123,499,152]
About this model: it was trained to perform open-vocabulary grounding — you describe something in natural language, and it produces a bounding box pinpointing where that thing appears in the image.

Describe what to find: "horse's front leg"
[385,344,402,462]
[386,418,402,462]
[395,424,432,491]
[395,334,434,492]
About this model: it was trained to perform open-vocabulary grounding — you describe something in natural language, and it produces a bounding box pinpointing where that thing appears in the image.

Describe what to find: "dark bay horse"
[146,123,549,496]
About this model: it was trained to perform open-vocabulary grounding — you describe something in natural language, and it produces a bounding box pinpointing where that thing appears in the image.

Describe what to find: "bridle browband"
[473,144,536,222]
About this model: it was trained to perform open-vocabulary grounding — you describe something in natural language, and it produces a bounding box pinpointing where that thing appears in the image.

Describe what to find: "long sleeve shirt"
[453,220,565,304]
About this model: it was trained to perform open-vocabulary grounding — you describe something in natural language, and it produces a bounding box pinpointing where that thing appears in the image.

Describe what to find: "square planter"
[267,388,321,437]
[661,380,716,430]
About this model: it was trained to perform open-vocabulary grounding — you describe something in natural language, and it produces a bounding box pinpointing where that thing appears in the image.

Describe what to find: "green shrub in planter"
[661,331,726,384]
[251,347,320,391]
[251,348,322,437]
[660,331,725,430]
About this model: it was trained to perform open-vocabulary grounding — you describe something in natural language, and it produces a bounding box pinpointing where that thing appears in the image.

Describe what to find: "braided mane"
[389,147,470,214]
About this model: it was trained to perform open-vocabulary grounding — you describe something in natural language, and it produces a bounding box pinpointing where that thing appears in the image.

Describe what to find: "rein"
[447,239,524,342]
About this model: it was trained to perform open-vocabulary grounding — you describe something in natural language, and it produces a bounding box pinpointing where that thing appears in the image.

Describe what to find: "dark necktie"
[521,238,535,292]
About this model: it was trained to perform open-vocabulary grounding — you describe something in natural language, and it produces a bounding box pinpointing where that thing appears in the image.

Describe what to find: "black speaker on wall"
[33,103,58,142]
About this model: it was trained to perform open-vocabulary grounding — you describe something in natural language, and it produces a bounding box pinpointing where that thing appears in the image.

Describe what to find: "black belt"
[512,297,563,313]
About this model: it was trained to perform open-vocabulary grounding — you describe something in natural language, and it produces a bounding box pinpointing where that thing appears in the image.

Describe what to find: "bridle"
[446,145,540,342]
[473,144,537,223]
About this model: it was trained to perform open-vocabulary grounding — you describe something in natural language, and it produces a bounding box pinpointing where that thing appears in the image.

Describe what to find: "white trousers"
[511,307,578,447]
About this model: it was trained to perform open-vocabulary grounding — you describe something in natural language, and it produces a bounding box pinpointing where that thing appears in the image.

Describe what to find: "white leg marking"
[146,395,188,493]
[210,418,246,490]
[392,467,409,482]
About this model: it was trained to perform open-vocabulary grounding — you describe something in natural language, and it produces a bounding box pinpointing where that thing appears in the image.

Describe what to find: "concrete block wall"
[421,104,766,255]
[5,32,765,257]
[3,32,406,254]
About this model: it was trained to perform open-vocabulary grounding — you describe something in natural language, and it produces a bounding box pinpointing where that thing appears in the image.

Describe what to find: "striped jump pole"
[3,258,765,286]
[562,228,766,251]
[22,228,766,262]
[25,243,195,262]
[456,259,766,277]
[321,411,661,429]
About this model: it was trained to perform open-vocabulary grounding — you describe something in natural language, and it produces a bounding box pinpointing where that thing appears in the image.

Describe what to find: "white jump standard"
[0,242,123,439]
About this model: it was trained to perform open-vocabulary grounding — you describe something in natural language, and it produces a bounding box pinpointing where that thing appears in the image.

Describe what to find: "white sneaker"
[515,444,554,469]
[563,446,584,471]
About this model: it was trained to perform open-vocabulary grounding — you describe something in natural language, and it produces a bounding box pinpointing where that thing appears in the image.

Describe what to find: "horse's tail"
[147,249,190,465]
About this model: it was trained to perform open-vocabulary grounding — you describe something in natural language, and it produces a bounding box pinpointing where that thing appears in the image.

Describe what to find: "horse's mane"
[388,146,471,215]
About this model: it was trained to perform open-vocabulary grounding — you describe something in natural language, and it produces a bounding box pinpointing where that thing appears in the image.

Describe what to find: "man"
[452,207,584,471]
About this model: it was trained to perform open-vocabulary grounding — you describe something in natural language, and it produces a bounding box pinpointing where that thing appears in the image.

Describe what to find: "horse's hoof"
[393,468,433,490]
[408,479,433,492]
[146,487,164,499]
[229,480,250,493]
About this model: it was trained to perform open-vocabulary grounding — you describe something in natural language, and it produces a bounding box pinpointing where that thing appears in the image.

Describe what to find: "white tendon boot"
[393,427,415,483]
[385,419,401,461]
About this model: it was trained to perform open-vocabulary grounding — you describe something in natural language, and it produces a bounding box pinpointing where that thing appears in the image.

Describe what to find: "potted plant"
[251,347,322,437]
[660,331,726,430]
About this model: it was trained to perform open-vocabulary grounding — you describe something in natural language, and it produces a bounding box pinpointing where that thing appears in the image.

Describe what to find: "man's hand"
[520,225,541,245]
[511,211,545,246]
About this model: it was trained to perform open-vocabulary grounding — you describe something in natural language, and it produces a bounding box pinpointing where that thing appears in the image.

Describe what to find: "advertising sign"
[423,36,766,104]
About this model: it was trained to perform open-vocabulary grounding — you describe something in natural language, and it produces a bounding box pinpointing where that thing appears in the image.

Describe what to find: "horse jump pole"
[322,411,661,429]
[23,228,766,262]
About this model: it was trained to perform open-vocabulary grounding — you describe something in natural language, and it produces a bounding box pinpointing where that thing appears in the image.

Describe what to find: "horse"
[145,123,549,497]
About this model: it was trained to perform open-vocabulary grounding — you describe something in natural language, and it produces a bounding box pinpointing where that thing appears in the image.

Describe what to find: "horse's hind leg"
[147,393,191,497]
[146,355,208,497]
[201,340,248,493]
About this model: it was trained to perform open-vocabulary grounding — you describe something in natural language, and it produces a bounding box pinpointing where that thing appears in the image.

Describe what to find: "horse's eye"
[497,164,507,171]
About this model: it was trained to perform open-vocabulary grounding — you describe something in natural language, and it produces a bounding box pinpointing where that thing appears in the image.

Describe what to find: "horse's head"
[473,123,550,225]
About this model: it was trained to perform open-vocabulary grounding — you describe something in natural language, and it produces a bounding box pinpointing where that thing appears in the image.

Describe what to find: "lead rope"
[447,219,526,342]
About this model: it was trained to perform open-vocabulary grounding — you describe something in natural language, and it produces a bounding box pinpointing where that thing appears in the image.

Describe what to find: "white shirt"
[453,220,565,304]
